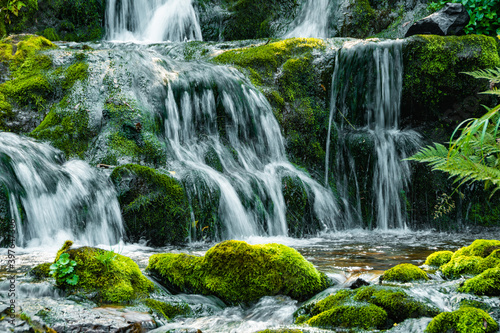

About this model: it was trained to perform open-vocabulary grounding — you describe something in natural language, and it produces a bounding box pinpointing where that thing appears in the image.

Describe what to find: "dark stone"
[405,3,469,37]
[348,278,371,289]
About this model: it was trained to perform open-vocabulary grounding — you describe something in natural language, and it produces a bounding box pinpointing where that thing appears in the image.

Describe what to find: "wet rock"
[348,278,370,289]
[405,3,469,37]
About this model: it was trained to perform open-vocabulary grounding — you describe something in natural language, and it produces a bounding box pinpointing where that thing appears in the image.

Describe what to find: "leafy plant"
[0,0,37,24]
[428,0,500,36]
[408,67,500,196]
[94,249,117,271]
[50,252,79,286]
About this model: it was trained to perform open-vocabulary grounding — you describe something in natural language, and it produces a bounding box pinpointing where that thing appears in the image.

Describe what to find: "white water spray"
[106,0,202,42]
[0,133,124,247]
[285,0,330,38]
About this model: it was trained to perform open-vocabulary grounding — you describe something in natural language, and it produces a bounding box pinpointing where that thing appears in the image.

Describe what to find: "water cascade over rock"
[285,0,331,38]
[0,133,124,247]
[106,0,203,42]
[325,40,421,229]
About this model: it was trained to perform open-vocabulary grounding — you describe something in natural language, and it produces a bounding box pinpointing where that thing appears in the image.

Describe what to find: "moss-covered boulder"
[294,285,439,329]
[53,240,154,304]
[424,250,453,267]
[306,303,387,330]
[147,240,330,304]
[380,263,428,283]
[426,306,499,333]
[440,255,486,279]
[143,298,192,320]
[452,239,500,259]
[28,262,52,280]
[459,267,500,296]
[110,164,191,246]
[353,286,439,322]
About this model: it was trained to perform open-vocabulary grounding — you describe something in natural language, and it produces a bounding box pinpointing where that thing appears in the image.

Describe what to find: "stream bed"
[1,228,500,332]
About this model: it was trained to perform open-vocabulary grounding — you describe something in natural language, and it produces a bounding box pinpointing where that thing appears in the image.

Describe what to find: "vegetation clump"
[424,250,453,267]
[306,303,387,330]
[143,298,192,320]
[380,263,429,282]
[28,262,52,280]
[459,267,500,296]
[452,239,500,259]
[426,306,499,333]
[53,240,154,304]
[111,164,191,246]
[147,240,330,304]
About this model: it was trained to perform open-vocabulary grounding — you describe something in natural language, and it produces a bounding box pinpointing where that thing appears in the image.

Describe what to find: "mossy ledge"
[425,306,499,333]
[53,240,154,304]
[146,240,330,304]
[380,263,428,283]
[459,267,500,296]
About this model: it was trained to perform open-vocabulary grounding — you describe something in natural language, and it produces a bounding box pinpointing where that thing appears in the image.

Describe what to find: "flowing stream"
[285,0,331,38]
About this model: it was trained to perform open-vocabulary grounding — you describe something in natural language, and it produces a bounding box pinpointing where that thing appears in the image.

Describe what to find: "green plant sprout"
[50,252,79,286]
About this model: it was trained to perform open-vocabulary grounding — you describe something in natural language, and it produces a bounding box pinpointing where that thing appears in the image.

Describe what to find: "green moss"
[340,0,376,38]
[212,38,325,79]
[30,105,93,159]
[424,250,453,267]
[111,164,191,246]
[40,28,60,41]
[459,267,500,296]
[147,240,330,304]
[143,298,192,320]
[306,303,387,330]
[403,35,500,123]
[440,255,486,278]
[28,262,52,280]
[381,263,428,282]
[426,306,499,333]
[353,286,440,322]
[54,241,154,304]
[0,92,13,131]
[62,62,88,90]
[282,175,308,237]
[311,290,355,315]
[452,239,500,259]
[0,74,52,110]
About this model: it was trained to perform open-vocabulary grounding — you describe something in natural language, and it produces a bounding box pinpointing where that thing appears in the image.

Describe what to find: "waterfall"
[325,40,421,229]
[160,61,340,238]
[285,0,330,38]
[0,133,124,247]
[106,0,203,42]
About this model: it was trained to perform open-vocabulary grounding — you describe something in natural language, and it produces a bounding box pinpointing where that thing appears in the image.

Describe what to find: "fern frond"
[481,87,500,96]
[462,67,500,83]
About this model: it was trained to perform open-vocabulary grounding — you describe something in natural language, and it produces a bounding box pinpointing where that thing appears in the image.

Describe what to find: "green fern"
[408,68,500,196]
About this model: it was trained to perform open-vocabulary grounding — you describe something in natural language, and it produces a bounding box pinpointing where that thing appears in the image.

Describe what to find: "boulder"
[405,3,469,37]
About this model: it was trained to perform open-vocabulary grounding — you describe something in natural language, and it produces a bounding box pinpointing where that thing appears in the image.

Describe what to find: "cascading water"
[325,40,421,230]
[284,0,330,38]
[106,0,202,42]
[0,133,124,247]
[159,58,340,238]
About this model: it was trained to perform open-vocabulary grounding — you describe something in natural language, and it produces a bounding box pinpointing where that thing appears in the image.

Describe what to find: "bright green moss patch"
[424,250,453,267]
[111,164,191,246]
[311,290,355,316]
[353,286,439,322]
[147,240,330,304]
[459,267,500,296]
[440,255,486,279]
[143,298,192,320]
[54,241,154,303]
[426,306,499,333]
[212,38,325,78]
[62,62,89,90]
[306,303,387,330]
[381,263,428,282]
[452,239,500,259]
[28,262,52,280]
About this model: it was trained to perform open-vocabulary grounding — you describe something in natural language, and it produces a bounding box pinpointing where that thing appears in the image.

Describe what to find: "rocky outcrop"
[405,3,469,37]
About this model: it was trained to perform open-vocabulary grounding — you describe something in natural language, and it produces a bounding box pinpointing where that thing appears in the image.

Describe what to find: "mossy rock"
[111,164,191,246]
[53,240,154,304]
[353,286,440,322]
[424,250,453,267]
[426,306,499,333]
[306,302,387,330]
[28,262,52,280]
[380,263,428,283]
[147,240,330,304]
[440,255,486,279]
[402,35,500,128]
[452,239,500,259]
[143,298,192,320]
[459,267,500,296]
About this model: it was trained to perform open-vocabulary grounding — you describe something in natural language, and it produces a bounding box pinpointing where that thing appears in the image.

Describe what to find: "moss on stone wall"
[111,164,191,246]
